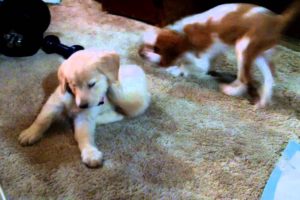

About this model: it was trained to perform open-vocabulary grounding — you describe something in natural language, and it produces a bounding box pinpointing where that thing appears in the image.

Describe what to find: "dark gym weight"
[0,0,51,57]
[42,35,84,59]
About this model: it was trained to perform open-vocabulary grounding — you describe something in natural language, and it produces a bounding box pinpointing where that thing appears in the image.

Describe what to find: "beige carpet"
[1,0,300,199]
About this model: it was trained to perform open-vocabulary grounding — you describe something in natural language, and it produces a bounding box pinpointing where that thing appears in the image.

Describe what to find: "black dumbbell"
[42,35,84,59]
[0,0,51,57]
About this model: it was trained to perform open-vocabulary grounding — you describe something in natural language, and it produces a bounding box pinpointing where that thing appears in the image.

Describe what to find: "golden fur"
[19,49,151,167]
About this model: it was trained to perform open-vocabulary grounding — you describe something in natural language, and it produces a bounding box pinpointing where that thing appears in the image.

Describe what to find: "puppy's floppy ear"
[97,51,120,83]
[183,24,212,49]
[57,63,67,94]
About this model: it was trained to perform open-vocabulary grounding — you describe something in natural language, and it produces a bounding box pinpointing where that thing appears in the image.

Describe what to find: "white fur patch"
[208,37,229,57]
[169,4,239,32]
[144,52,161,64]
[96,110,124,124]
[255,56,274,108]
[184,52,210,73]
[263,48,275,60]
[143,30,158,45]
[183,37,228,73]
[166,66,189,77]
[236,37,250,54]
[244,7,269,18]
[209,4,240,22]
[235,36,250,75]
[221,80,247,97]
[81,146,103,167]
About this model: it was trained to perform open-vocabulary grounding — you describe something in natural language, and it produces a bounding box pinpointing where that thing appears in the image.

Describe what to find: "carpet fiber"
[0,0,300,199]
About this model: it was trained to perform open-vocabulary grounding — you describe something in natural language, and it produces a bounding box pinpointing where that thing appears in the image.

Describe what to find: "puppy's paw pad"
[18,127,42,146]
[82,147,103,168]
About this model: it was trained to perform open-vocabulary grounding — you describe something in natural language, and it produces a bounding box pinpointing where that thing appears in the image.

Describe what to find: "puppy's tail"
[280,0,300,30]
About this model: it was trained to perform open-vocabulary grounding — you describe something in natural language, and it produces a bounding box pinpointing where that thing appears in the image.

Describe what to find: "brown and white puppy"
[19,49,151,168]
[139,2,300,108]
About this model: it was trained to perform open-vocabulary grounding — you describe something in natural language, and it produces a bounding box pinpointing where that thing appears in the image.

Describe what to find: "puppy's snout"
[79,103,89,109]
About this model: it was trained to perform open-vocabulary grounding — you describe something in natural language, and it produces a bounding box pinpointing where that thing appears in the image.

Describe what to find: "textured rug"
[0,0,300,199]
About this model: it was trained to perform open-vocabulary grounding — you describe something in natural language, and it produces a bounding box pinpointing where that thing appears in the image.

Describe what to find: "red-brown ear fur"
[156,30,188,66]
[183,23,213,51]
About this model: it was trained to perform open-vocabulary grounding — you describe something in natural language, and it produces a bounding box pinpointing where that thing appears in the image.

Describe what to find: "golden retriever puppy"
[18,49,151,168]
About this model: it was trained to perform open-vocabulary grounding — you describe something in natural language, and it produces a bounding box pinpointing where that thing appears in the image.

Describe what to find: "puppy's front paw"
[81,146,103,168]
[19,126,43,146]
[166,66,189,77]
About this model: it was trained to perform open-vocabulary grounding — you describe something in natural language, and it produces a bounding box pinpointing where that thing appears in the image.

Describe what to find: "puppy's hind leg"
[19,87,68,145]
[108,64,151,117]
[254,55,275,109]
[221,37,251,96]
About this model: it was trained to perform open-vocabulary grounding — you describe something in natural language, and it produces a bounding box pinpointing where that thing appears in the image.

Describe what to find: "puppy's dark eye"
[154,46,160,53]
[88,82,96,88]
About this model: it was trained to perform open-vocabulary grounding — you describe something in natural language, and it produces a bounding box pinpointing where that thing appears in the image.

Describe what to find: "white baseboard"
[43,0,61,4]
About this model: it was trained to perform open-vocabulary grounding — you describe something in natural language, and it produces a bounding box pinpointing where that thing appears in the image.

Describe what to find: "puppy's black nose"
[79,103,89,109]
